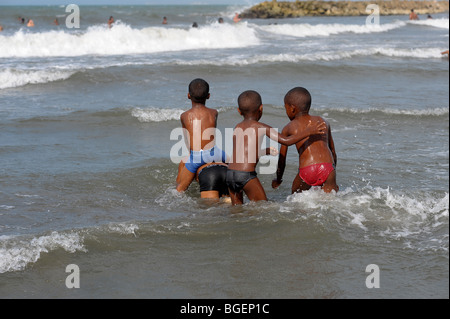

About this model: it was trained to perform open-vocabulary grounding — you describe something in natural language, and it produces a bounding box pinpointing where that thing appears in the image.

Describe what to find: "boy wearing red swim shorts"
[272,87,339,194]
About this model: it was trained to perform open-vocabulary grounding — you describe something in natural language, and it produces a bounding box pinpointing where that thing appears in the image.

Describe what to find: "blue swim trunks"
[184,146,227,173]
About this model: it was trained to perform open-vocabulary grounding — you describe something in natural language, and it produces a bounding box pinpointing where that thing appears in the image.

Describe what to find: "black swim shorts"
[226,169,257,193]
[198,165,229,197]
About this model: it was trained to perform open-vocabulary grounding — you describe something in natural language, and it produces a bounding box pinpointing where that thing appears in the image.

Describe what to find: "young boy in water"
[176,78,227,192]
[226,90,327,205]
[272,87,339,193]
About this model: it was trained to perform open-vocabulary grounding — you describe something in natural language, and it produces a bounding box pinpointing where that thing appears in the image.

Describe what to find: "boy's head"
[188,78,210,103]
[237,90,263,119]
[284,87,311,120]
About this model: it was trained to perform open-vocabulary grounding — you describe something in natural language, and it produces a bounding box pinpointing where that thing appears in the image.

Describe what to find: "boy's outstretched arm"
[272,144,287,189]
[272,125,290,189]
[264,120,326,146]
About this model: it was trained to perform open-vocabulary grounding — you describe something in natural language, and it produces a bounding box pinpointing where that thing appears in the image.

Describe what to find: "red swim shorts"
[299,163,335,186]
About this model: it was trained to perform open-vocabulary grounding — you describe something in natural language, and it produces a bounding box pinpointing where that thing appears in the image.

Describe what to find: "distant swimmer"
[233,13,242,23]
[427,14,433,19]
[0,25,3,32]
[27,19,35,27]
[409,9,419,20]
[108,16,114,28]
[192,22,198,28]
[218,17,224,24]
[162,16,168,24]
[53,18,59,26]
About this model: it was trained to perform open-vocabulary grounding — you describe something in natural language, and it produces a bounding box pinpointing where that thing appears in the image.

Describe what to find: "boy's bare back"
[181,106,218,151]
[285,115,335,168]
[176,78,227,193]
[273,87,338,193]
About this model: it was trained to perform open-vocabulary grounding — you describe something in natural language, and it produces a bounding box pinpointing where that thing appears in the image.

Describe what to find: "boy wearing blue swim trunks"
[176,78,227,192]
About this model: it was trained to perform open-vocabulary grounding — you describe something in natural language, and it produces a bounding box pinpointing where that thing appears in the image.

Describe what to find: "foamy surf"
[284,187,449,252]
[258,20,407,37]
[131,107,185,123]
[0,22,259,58]
[0,69,75,90]
[0,231,86,273]
[408,18,449,29]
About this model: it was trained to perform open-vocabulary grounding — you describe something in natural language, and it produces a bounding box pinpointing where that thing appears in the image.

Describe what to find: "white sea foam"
[285,187,449,251]
[408,18,449,29]
[258,20,407,37]
[131,107,185,122]
[173,47,446,66]
[0,68,74,90]
[0,231,86,273]
[131,106,231,122]
[108,223,139,236]
[323,106,449,116]
[0,22,259,58]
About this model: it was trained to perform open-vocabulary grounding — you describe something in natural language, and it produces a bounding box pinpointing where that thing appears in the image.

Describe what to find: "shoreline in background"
[240,0,450,18]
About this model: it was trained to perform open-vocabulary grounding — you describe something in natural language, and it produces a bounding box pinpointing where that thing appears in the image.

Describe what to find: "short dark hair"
[284,87,312,113]
[189,78,209,103]
[238,90,262,115]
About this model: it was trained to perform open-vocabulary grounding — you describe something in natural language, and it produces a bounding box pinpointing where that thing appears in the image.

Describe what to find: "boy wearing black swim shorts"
[226,90,326,205]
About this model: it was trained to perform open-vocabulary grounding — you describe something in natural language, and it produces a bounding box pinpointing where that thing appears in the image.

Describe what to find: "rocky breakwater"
[240,0,450,18]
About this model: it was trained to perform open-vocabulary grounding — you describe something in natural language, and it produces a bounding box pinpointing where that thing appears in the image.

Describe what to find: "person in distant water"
[273,87,339,194]
[27,19,35,27]
[108,16,114,28]
[176,79,228,193]
[18,17,25,24]
[233,13,242,23]
[427,14,433,19]
[0,25,3,32]
[218,17,224,24]
[409,9,419,20]
[226,90,326,205]
[162,16,168,24]
[53,18,59,26]
[192,22,198,28]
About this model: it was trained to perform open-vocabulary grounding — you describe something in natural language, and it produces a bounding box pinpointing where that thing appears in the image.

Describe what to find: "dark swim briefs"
[226,169,257,193]
[198,164,229,197]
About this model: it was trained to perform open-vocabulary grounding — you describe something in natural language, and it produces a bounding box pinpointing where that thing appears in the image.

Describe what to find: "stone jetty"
[240,0,449,18]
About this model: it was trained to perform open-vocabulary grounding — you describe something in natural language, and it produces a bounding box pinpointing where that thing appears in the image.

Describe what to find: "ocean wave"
[131,107,185,122]
[0,22,259,58]
[321,106,449,116]
[0,231,86,273]
[284,187,449,252]
[258,20,406,37]
[173,47,447,66]
[408,18,449,30]
[0,68,75,90]
[131,106,232,122]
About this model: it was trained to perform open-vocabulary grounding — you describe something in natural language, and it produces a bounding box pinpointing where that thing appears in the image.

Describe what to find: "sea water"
[0,5,448,298]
